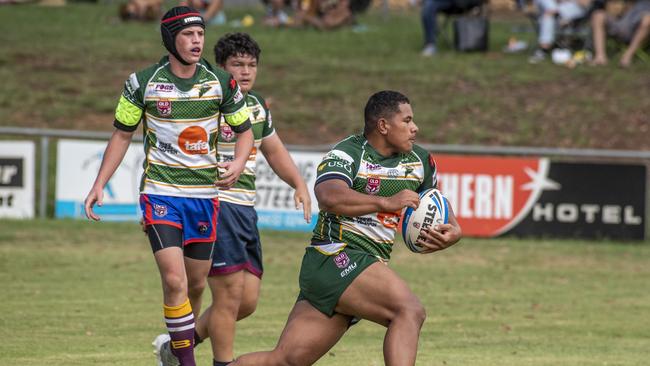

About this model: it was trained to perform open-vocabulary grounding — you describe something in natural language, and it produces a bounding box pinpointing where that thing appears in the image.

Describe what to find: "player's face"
[175,26,204,64]
[385,103,418,153]
[222,54,258,93]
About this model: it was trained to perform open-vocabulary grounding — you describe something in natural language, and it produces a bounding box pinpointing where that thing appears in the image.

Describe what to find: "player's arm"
[84,129,134,221]
[216,76,253,189]
[85,75,143,221]
[316,179,419,217]
[416,205,462,253]
[414,151,462,252]
[260,133,312,222]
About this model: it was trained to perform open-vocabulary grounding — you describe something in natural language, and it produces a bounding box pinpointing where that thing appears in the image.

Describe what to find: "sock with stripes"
[164,299,196,366]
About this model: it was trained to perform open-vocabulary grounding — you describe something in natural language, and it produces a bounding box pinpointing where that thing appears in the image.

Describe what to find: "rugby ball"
[400,188,449,253]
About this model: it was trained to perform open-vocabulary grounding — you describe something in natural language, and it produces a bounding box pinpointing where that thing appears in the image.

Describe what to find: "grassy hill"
[1,3,649,149]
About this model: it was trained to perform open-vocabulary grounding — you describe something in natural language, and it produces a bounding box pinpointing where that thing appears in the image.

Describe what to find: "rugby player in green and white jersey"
[83,7,253,366]
[230,90,462,366]
[153,32,312,366]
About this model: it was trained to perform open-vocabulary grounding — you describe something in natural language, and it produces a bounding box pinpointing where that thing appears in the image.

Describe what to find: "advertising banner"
[255,151,321,231]
[435,155,646,239]
[55,139,144,220]
[0,141,35,218]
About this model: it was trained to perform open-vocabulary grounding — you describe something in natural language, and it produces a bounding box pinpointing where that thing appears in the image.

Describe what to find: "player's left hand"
[294,186,312,223]
[216,160,246,189]
[416,223,462,254]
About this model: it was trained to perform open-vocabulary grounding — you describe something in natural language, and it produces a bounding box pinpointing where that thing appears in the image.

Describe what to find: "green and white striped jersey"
[216,90,275,206]
[311,135,437,260]
[113,56,250,198]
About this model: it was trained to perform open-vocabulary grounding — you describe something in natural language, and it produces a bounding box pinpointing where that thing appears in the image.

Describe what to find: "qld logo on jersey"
[157,100,172,117]
[365,177,381,195]
[178,126,209,155]
[220,124,235,142]
[153,204,167,217]
[333,252,350,269]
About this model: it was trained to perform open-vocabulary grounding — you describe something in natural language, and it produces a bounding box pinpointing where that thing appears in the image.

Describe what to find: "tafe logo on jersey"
[157,100,172,117]
[365,177,381,195]
[220,124,235,142]
[333,252,350,269]
[178,126,209,155]
[155,84,174,93]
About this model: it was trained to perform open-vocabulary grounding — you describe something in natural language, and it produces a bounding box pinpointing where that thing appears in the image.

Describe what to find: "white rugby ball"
[400,188,449,253]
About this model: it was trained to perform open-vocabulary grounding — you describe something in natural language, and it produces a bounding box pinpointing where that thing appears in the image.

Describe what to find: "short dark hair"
[364,90,410,134]
[214,32,261,66]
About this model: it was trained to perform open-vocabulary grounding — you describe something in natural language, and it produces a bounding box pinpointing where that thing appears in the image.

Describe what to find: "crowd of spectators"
[109,0,650,67]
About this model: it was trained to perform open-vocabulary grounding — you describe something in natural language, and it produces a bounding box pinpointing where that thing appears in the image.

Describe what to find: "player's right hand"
[84,186,104,221]
[380,190,420,212]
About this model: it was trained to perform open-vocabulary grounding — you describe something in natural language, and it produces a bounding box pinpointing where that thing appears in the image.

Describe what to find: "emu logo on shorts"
[154,204,167,217]
[157,100,172,117]
[333,252,350,269]
[220,125,235,142]
[198,222,209,234]
[365,177,381,195]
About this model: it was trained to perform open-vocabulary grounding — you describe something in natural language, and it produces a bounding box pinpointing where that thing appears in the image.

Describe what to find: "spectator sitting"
[119,0,163,21]
[591,0,650,67]
[294,0,354,30]
[528,0,593,63]
[420,0,483,57]
[182,0,226,25]
[262,0,299,26]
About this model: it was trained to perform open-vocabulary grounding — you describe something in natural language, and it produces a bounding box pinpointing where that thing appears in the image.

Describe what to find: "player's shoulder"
[411,144,436,170]
[246,90,267,109]
[327,135,364,163]
[198,59,231,83]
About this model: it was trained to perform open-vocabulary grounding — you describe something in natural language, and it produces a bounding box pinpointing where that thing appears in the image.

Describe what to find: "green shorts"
[298,244,379,317]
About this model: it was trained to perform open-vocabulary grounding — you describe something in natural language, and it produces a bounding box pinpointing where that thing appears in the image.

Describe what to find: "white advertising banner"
[255,151,323,231]
[56,139,144,220]
[0,141,35,218]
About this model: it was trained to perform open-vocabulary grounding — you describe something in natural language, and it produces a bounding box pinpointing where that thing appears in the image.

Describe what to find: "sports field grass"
[1,219,648,365]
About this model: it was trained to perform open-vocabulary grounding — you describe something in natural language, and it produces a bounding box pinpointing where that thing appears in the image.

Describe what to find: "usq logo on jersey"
[157,100,172,117]
[365,177,381,195]
[178,126,209,155]
[154,204,167,217]
[333,252,350,269]
[220,124,235,142]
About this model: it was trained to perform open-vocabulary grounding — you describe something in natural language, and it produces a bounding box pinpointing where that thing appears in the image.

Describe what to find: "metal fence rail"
[1,126,649,218]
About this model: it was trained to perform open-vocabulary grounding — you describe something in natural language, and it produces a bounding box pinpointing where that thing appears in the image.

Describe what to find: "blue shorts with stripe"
[209,201,263,278]
[140,193,218,246]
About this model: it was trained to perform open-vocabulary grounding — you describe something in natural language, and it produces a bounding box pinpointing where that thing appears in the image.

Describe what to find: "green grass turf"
[1,219,648,365]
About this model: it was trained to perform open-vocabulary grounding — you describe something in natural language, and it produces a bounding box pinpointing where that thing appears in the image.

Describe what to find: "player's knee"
[395,297,426,326]
[187,278,206,299]
[161,273,187,296]
[237,299,258,320]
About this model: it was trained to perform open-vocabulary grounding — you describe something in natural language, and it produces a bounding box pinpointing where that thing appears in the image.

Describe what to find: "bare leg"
[591,10,608,65]
[154,247,189,307]
[238,271,261,319]
[184,255,211,317]
[203,0,223,23]
[620,15,650,67]
[335,263,426,366]
[231,300,350,366]
[207,272,245,362]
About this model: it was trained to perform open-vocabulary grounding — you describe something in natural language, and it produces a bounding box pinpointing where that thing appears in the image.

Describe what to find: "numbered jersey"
[113,56,250,198]
[311,135,437,260]
[216,91,275,206]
